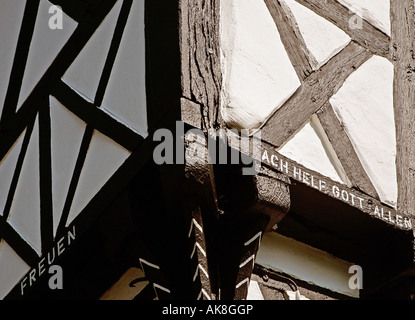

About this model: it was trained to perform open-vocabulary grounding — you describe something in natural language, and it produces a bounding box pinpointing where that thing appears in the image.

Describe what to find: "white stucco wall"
[255,232,360,298]
[8,115,42,254]
[101,0,148,137]
[281,0,351,69]
[220,0,397,207]
[50,97,87,236]
[0,0,141,298]
[0,240,30,299]
[63,0,124,103]
[0,0,26,118]
[63,0,148,137]
[330,56,397,207]
[18,0,77,110]
[220,0,301,131]
[278,115,351,185]
[0,131,25,217]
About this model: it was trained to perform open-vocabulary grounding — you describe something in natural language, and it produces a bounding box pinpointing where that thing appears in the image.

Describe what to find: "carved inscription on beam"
[260,141,412,231]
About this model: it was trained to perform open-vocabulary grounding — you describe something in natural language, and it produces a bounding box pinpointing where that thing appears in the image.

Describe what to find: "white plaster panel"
[246,280,264,300]
[281,0,351,69]
[255,232,359,298]
[0,0,26,117]
[17,0,77,110]
[0,240,30,299]
[278,118,348,184]
[66,130,131,226]
[336,0,390,36]
[330,56,397,207]
[220,0,301,131]
[102,0,148,137]
[50,96,87,237]
[62,0,123,102]
[0,130,25,216]
[8,116,41,254]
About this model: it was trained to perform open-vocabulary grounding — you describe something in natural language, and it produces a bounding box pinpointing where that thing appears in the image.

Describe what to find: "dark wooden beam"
[48,0,90,22]
[261,41,372,147]
[390,0,415,219]
[185,200,213,300]
[213,156,291,300]
[154,129,220,299]
[217,212,269,300]
[181,131,220,299]
[0,0,118,162]
[179,0,223,130]
[181,98,203,129]
[0,0,40,126]
[145,0,182,130]
[264,0,316,82]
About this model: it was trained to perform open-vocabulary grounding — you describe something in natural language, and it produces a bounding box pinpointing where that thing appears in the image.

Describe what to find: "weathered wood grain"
[261,41,372,147]
[258,139,412,231]
[181,97,203,129]
[253,165,291,231]
[390,0,415,218]
[179,0,223,130]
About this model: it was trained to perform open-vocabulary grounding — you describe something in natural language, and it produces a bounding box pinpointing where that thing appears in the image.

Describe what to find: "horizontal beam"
[224,129,413,231]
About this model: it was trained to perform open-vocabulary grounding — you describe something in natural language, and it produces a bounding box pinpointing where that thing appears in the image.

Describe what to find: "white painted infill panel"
[50,97,87,237]
[255,232,359,298]
[281,0,351,70]
[246,280,264,300]
[8,116,41,254]
[0,240,30,299]
[220,0,301,131]
[330,55,396,207]
[102,0,148,138]
[17,0,77,110]
[0,0,26,117]
[62,0,124,103]
[66,130,131,226]
[278,117,350,185]
[336,0,390,36]
[0,130,26,216]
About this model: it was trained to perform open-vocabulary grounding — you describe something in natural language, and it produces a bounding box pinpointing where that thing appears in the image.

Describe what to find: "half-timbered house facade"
[0,0,414,300]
